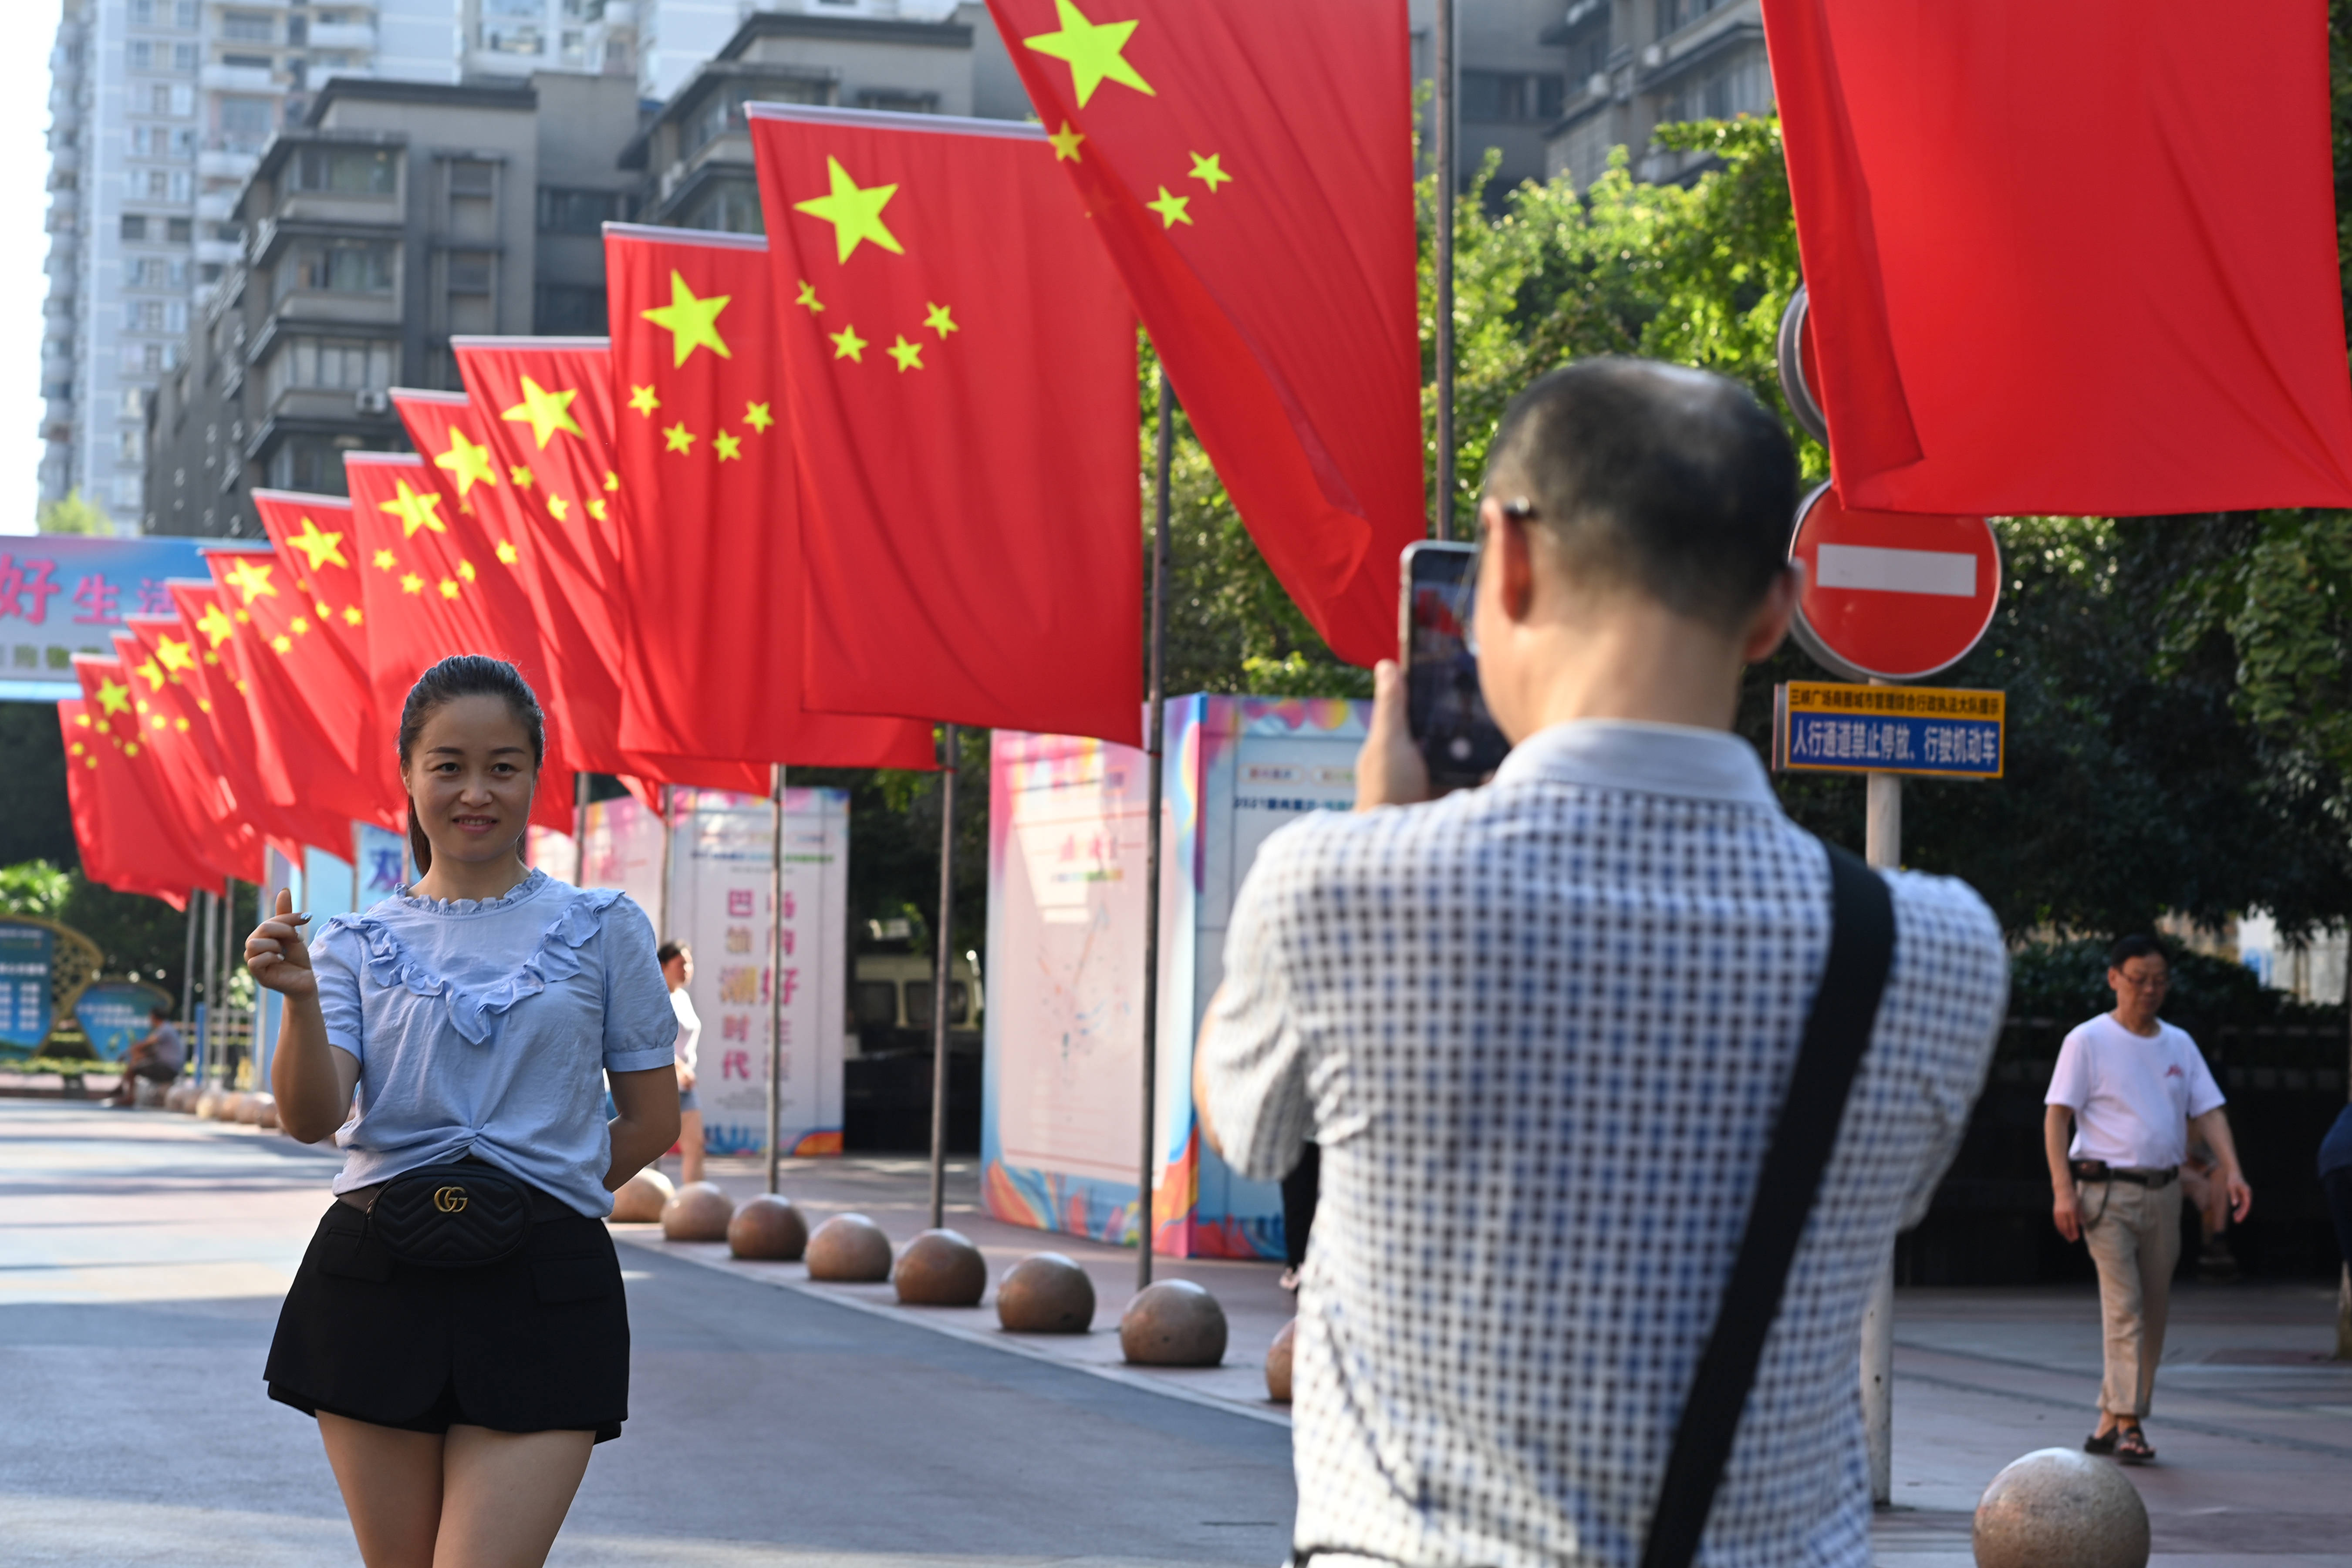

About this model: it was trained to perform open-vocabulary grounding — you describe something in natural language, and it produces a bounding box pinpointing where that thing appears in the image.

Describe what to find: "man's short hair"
[657,940,688,967]
[1483,357,1799,627]
[2108,934,2166,969]
[149,1001,171,1019]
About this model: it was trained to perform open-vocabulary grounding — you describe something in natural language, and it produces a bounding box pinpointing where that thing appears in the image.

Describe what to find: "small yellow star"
[458,560,477,583]
[399,573,424,595]
[628,385,659,417]
[830,324,868,362]
[547,495,571,522]
[793,157,905,265]
[587,498,608,521]
[887,336,924,372]
[663,423,696,454]
[500,376,584,448]
[1047,121,1086,162]
[509,465,536,489]
[1145,186,1191,228]
[343,606,363,626]
[496,540,519,565]
[372,549,396,571]
[438,578,460,599]
[435,428,500,494]
[924,302,959,339]
[122,741,139,757]
[744,401,774,433]
[1188,152,1232,193]
[713,432,742,462]
[270,634,293,654]
[796,280,824,313]
[1023,0,1155,107]
[604,470,620,492]
[314,599,331,617]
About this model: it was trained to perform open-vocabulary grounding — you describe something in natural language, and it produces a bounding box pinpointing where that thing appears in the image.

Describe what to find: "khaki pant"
[2081,1177,2183,1419]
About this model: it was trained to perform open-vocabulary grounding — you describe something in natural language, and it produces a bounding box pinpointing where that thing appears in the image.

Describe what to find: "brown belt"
[2073,1161,2178,1187]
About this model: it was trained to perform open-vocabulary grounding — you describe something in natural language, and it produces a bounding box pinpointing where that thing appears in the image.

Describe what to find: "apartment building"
[1544,0,1773,189]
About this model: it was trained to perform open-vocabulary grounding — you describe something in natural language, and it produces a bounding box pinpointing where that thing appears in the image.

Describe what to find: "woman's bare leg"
[679,1109,705,1184]
[317,1412,444,1568]
[433,1425,595,1568]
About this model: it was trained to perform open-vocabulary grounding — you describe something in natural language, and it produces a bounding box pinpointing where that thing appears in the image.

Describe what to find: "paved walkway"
[7,1099,2352,1564]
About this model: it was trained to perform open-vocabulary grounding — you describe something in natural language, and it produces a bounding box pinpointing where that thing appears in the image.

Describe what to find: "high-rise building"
[1544,0,1773,191]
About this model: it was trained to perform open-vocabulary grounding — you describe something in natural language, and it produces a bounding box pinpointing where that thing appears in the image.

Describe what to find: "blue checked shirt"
[1198,720,2007,1568]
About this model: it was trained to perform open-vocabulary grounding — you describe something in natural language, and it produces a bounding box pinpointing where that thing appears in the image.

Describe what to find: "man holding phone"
[1193,360,2008,1567]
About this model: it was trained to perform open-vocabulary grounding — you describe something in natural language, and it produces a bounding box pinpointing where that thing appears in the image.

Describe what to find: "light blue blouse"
[310,867,677,1217]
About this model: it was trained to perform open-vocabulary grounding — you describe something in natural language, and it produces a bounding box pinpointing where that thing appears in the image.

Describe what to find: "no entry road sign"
[1787,483,2001,683]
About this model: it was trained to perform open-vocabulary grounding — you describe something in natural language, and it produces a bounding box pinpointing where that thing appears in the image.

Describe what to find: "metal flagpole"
[767,765,786,1196]
[1432,0,1458,540]
[657,784,675,942]
[573,772,590,887]
[927,725,959,1231]
[212,882,232,1086]
[1862,756,1901,1506]
[179,892,198,1033]
[198,889,219,1085]
[1137,365,1176,1290]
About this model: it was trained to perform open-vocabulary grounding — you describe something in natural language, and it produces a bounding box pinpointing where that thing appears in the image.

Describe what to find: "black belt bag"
[367,1161,540,1268]
[2073,1160,2177,1188]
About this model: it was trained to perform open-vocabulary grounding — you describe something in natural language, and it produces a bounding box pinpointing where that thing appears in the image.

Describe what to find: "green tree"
[0,860,71,919]
[34,488,109,536]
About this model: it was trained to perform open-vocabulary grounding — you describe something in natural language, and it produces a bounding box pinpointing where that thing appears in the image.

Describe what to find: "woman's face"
[402,694,537,870]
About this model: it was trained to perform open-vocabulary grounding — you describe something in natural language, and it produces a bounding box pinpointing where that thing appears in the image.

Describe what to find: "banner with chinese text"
[0,536,212,699]
[1772,681,2005,779]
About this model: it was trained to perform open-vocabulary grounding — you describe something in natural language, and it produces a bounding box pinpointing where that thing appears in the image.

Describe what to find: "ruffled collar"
[324,879,627,1045]
[395,867,551,916]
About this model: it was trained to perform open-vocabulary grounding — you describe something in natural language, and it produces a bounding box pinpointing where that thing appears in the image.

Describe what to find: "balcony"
[201,64,282,93]
[47,145,78,176]
[199,148,261,181]
[267,287,400,330]
[196,237,243,266]
[307,22,377,51]
[197,191,237,223]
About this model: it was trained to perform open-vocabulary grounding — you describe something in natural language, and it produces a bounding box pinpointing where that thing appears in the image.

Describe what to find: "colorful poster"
[0,536,213,701]
[0,919,55,1051]
[354,823,408,904]
[581,794,666,925]
[74,980,172,1061]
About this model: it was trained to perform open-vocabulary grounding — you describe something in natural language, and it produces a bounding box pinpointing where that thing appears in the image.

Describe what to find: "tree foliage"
[34,488,109,536]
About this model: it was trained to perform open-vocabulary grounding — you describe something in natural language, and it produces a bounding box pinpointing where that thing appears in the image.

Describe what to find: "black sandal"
[2115,1424,2155,1464]
[2083,1428,2118,1455]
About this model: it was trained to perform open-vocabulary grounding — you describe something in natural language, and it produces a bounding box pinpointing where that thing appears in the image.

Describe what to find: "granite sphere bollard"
[1265,1317,1297,1403]
[609,1167,675,1224]
[165,1081,196,1113]
[727,1194,808,1260]
[894,1228,988,1306]
[995,1253,1095,1333]
[661,1181,735,1242]
[805,1214,894,1281]
[217,1092,249,1123]
[255,1096,280,1130]
[193,1086,226,1120]
[132,1076,170,1109]
[1120,1279,1228,1367]
[236,1092,272,1126]
[1973,1448,2150,1568]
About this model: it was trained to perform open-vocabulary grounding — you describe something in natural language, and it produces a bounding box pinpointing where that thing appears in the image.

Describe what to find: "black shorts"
[266,1197,631,1442]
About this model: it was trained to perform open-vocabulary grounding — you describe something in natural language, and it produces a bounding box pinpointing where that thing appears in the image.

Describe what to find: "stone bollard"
[609,1168,675,1224]
[132,1076,170,1109]
[193,1086,226,1120]
[1120,1279,1228,1367]
[661,1181,735,1242]
[1972,1448,2150,1568]
[237,1093,272,1126]
[255,1096,280,1130]
[894,1229,988,1306]
[1265,1317,1297,1403]
[995,1253,1095,1333]
[805,1214,893,1281]
[727,1195,808,1260]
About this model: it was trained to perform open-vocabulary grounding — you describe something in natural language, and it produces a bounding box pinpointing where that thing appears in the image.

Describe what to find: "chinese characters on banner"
[0,920,55,1049]
[1772,681,2006,781]
[0,536,211,692]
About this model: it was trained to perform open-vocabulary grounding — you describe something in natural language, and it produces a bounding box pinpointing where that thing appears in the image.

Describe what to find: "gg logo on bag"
[433,1185,469,1214]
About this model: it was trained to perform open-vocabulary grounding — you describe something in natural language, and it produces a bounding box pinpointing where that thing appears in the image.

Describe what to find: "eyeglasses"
[2113,971,2170,991]
[1462,496,1536,658]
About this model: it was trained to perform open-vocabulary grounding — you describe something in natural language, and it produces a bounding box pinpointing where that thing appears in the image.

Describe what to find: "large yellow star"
[663,423,696,455]
[287,516,348,571]
[887,336,924,372]
[830,324,868,362]
[744,401,774,433]
[713,431,742,462]
[793,157,905,265]
[95,677,132,716]
[628,385,660,417]
[1047,121,1086,162]
[436,428,499,496]
[223,557,276,604]
[642,270,732,367]
[378,479,445,539]
[195,604,234,647]
[1188,152,1233,193]
[500,376,584,448]
[924,302,958,339]
[155,635,195,674]
[1145,186,1192,228]
[1024,0,1154,107]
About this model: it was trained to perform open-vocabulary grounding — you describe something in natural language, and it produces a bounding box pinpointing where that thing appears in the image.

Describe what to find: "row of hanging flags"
[59,0,1427,906]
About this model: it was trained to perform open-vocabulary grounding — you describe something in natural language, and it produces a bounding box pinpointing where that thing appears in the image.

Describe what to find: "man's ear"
[1492,498,1539,628]
[1740,561,1803,664]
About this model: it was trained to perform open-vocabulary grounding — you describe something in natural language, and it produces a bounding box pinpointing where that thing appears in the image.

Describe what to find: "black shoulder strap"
[1638,842,1896,1568]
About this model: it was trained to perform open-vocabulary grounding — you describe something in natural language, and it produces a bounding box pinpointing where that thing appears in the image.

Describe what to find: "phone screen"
[1401,542,1512,789]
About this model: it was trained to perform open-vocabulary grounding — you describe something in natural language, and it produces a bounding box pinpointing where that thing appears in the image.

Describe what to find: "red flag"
[71,655,244,890]
[451,336,769,795]
[985,0,1422,668]
[604,223,938,771]
[748,106,1142,743]
[341,448,577,833]
[113,623,266,883]
[1763,0,2352,514]
[57,698,204,910]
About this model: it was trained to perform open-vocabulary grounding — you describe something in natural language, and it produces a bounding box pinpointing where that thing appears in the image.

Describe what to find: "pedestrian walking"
[2043,934,2250,1465]
[1193,360,2010,1568]
[661,940,705,1185]
[243,655,680,1568]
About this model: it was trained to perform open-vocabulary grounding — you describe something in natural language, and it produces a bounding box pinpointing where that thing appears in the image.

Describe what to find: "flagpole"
[656,784,675,942]
[179,891,197,1039]
[1433,0,1458,540]
[1138,364,1175,1291]
[573,772,589,887]
[927,725,958,1232]
[768,765,786,1196]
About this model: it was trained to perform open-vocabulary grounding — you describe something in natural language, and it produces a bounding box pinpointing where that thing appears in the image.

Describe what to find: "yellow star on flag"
[96,677,131,715]
[436,429,499,495]
[628,385,660,417]
[287,516,348,571]
[795,280,824,314]
[372,549,397,571]
[156,635,195,674]
[1047,122,1086,162]
[438,578,460,600]
[744,401,774,433]
[496,540,519,565]
[1024,0,1155,107]
[458,560,477,583]
[343,606,363,626]
[547,495,571,523]
[1188,152,1233,193]
[587,498,608,521]
[270,634,293,654]
[713,432,742,461]
[509,465,536,489]
[313,599,331,618]
[830,324,868,362]
[500,377,584,448]
[289,615,310,635]
[1146,186,1192,227]
[793,157,905,265]
[642,270,733,367]
[224,558,276,604]
[887,336,924,372]
[663,423,696,455]
[379,479,445,539]
[924,302,958,338]
[604,470,620,492]
[196,605,233,647]
[134,658,164,691]
[399,573,424,595]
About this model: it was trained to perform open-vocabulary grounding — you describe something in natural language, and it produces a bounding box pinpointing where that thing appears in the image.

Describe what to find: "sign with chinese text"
[73,980,171,1062]
[0,536,213,699]
[0,919,54,1049]
[1773,682,2005,779]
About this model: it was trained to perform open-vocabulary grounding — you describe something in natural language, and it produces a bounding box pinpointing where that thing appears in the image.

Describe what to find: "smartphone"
[1400,541,1511,789]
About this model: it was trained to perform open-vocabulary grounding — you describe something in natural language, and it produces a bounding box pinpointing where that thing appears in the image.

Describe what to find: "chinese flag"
[204,546,402,831]
[985,0,1423,668]
[748,105,1143,744]
[1762,0,2352,513]
[604,224,937,771]
[451,336,769,795]
[57,699,206,910]
[71,655,247,890]
[112,623,266,883]
[341,448,577,834]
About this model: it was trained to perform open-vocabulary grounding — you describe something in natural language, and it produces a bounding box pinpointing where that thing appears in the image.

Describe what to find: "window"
[448,159,497,198]
[171,127,196,158]
[534,283,605,334]
[1561,10,1610,80]
[536,185,622,234]
[267,437,361,496]
[1655,0,1724,37]
[852,981,898,1030]
[855,89,939,114]
[222,53,273,70]
[479,0,546,54]
[290,145,397,195]
[287,15,308,46]
[219,95,272,147]
[131,0,155,21]
[169,170,192,202]
[1460,70,1566,123]
[176,0,196,24]
[678,180,763,236]
[262,334,396,404]
[687,79,830,156]
[279,239,395,296]
[128,256,166,288]
[120,214,148,241]
[129,40,152,71]
[902,981,972,1032]
[446,252,494,293]
[174,41,198,69]
[166,216,192,243]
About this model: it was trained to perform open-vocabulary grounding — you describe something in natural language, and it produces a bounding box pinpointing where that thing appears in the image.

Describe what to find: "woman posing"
[245,656,680,1568]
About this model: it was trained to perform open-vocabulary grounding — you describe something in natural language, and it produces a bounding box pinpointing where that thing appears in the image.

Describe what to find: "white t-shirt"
[2045,1013,2224,1169]
[669,986,702,1077]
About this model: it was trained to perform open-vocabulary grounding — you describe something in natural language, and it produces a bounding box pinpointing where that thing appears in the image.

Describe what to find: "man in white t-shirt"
[2045,934,2250,1464]
[660,940,705,1185]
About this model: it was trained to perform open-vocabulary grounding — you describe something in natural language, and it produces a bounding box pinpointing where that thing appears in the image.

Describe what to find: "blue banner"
[1774,681,2005,781]
[74,980,172,1062]
[0,920,55,1050]
[0,535,215,701]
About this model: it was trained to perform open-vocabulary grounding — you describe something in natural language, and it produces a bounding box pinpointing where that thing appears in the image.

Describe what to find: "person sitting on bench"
[108,1002,185,1106]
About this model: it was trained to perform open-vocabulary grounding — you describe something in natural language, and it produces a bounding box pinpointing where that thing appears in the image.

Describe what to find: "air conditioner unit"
[354,388,389,415]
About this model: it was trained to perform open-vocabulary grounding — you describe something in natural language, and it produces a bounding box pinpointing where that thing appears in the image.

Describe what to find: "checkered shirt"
[1199,721,2007,1568]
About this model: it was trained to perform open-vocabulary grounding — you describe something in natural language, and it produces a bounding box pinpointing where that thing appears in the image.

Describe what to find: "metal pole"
[1862,767,1900,1506]
[767,765,786,1196]
[1138,364,1175,1288]
[1432,0,1458,540]
[657,783,675,942]
[573,771,590,887]
[179,890,197,1031]
[927,726,959,1231]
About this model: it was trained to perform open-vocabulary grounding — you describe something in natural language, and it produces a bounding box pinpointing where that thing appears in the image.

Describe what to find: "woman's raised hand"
[245,887,317,999]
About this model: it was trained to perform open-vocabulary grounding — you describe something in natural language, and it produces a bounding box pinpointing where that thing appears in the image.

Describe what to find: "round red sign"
[1788,483,2001,682]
